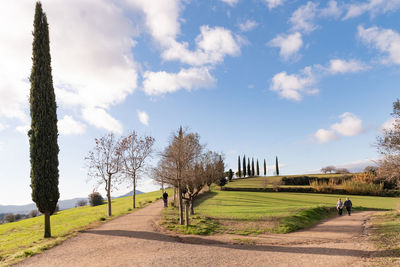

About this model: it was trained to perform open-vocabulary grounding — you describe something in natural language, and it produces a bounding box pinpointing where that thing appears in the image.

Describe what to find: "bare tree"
[335,168,350,174]
[119,131,155,209]
[158,127,203,225]
[376,99,400,188]
[85,133,121,216]
[321,165,336,174]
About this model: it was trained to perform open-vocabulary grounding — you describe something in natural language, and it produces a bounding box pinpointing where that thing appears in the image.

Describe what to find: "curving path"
[16,201,384,267]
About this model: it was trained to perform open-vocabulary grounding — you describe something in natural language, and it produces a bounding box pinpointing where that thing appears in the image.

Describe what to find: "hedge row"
[223,186,400,197]
[281,175,353,186]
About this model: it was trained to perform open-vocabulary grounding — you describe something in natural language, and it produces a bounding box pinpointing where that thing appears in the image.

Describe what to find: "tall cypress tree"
[275,156,280,176]
[251,158,255,176]
[247,161,251,177]
[29,2,59,238]
[238,156,241,178]
[264,159,267,176]
[256,160,260,176]
[243,155,246,177]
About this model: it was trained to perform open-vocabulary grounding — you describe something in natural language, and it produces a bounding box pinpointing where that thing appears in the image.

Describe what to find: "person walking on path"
[344,197,352,216]
[162,191,168,208]
[336,198,343,216]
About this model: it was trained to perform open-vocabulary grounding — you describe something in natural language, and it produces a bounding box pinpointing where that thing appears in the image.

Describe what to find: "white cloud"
[268,32,303,60]
[320,0,342,18]
[162,26,242,66]
[0,123,7,132]
[143,67,216,96]
[126,1,242,67]
[381,117,396,131]
[16,125,30,135]
[270,67,317,101]
[313,112,364,144]
[327,59,366,74]
[237,20,258,32]
[314,129,338,144]
[137,110,149,126]
[0,0,139,131]
[58,115,86,135]
[358,25,400,65]
[331,112,364,136]
[290,1,319,34]
[263,0,284,9]
[82,108,122,134]
[220,0,238,6]
[344,0,400,20]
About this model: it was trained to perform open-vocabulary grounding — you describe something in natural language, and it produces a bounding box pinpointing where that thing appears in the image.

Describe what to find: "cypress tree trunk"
[247,161,250,177]
[256,160,260,176]
[264,159,267,176]
[252,158,255,176]
[243,155,246,177]
[276,156,280,176]
[29,2,59,238]
[44,213,51,238]
[238,156,241,178]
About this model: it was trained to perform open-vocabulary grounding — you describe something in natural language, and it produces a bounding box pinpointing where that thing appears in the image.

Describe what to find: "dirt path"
[16,202,383,267]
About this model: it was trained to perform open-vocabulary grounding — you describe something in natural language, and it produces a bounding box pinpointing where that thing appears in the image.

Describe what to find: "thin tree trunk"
[190,200,194,215]
[133,174,136,209]
[185,202,189,227]
[44,213,51,238]
[173,187,176,205]
[178,180,184,225]
[107,175,112,216]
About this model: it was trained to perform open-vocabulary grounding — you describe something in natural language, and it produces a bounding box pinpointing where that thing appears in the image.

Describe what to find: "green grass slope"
[177,190,399,235]
[0,190,169,266]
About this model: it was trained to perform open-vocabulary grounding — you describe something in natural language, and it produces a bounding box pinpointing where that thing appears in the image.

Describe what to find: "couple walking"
[336,197,352,216]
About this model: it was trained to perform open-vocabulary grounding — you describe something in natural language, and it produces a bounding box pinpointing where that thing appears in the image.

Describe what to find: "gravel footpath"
[15,201,381,267]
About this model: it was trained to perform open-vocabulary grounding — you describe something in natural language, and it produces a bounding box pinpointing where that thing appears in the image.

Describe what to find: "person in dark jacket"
[343,197,352,216]
[162,191,168,208]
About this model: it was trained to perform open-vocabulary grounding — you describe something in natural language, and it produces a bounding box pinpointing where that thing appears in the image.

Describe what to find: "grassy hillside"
[163,190,398,236]
[0,190,169,266]
[195,191,397,219]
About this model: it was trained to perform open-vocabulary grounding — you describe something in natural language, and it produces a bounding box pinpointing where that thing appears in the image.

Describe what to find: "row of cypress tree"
[237,155,280,178]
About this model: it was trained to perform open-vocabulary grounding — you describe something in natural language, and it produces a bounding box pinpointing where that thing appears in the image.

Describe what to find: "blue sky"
[1,0,399,205]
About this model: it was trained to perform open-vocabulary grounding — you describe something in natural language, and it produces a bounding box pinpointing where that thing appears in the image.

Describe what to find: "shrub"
[342,180,384,196]
[89,192,104,207]
[353,172,378,184]
[310,180,336,193]
[281,176,310,185]
[4,214,16,223]
[76,199,87,207]
[29,210,39,218]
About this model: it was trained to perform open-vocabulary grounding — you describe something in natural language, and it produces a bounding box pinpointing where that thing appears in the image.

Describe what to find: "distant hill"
[0,197,88,215]
[0,191,145,215]
[115,190,144,198]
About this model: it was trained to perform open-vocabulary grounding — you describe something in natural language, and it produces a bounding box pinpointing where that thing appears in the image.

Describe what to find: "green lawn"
[0,190,170,266]
[194,191,398,220]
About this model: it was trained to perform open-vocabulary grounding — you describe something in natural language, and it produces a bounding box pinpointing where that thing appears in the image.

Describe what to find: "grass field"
[226,174,351,189]
[161,190,399,235]
[0,190,169,266]
[368,210,400,265]
[194,191,397,220]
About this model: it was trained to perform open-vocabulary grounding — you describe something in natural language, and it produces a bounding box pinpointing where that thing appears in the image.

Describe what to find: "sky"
[0,0,399,205]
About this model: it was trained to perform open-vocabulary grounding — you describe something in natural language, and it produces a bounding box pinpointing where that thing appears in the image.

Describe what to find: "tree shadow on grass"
[193,191,218,207]
[84,229,395,258]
